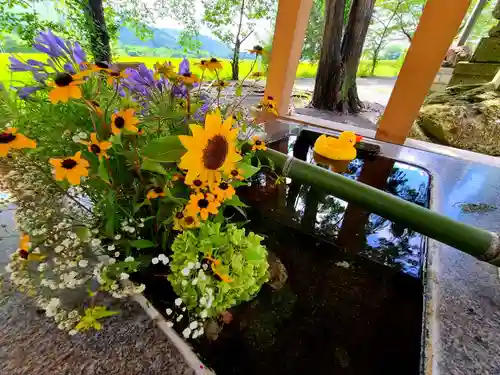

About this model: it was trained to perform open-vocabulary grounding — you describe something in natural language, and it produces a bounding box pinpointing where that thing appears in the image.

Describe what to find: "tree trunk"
[312,0,346,110]
[232,40,240,80]
[312,0,375,113]
[86,0,112,62]
[339,0,375,112]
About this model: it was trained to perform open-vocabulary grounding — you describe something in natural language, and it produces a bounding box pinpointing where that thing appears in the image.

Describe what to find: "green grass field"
[0,53,401,87]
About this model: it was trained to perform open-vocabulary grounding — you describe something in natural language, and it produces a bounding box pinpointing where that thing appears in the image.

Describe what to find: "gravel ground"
[0,281,192,375]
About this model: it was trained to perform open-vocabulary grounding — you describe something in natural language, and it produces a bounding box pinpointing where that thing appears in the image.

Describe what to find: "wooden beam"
[264,0,314,115]
[376,0,471,144]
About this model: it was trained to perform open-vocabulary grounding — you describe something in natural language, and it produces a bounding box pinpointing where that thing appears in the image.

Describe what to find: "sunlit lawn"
[0,53,402,88]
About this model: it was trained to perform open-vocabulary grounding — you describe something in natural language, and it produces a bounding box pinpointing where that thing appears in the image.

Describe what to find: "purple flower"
[33,30,65,57]
[9,57,34,72]
[73,42,86,65]
[194,101,210,122]
[33,71,48,83]
[178,58,190,75]
[26,59,47,69]
[63,62,76,75]
[17,86,40,100]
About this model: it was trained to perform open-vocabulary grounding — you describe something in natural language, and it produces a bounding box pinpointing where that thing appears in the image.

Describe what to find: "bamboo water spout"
[260,148,500,264]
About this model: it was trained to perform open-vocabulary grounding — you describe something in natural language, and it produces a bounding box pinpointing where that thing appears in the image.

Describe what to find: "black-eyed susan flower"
[251,136,267,151]
[107,70,129,85]
[178,72,200,86]
[251,71,266,79]
[154,61,176,79]
[50,151,89,185]
[195,60,209,71]
[89,61,111,73]
[48,72,85,104]
[188,178,208,192]
[212,181,235,201]
[111,109,139,135]
[258,95,278,115]
[90,100,103,117]
[171,173,185,182]
[0,128,36,157]
[229,168,244,181]
[173,210,200,231]
[206,58,223,71]
[182,214,200,229]
[178,110,242,188]
[213,80,229,89]
[17,234,45,261]
[81,133,112,159]
[247,45,265,55]
[185,192,219,221]
[146,186,166,200]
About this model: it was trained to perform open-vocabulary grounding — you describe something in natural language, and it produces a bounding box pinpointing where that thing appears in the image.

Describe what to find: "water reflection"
[246,130,430,278]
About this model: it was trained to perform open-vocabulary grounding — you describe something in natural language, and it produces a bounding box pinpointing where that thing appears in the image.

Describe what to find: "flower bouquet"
[1,30,277,338]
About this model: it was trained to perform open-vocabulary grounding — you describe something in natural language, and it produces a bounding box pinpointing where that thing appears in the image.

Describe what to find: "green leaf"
[224,195,248,208]
[141,136,186,162]
[98,159,110,184]
[236,85,242,97]
[109,133,121,145]
[130,239,156,248]
[133,199,151,213]
[238,161,260,179]
[162,187,188,205]
[141,159,168,175]
[74,226,91,241]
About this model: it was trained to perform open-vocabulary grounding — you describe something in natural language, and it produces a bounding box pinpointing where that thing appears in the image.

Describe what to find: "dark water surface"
[143,130,430,374]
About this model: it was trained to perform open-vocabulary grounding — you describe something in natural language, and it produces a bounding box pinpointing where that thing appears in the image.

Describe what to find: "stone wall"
[429,67,454,93]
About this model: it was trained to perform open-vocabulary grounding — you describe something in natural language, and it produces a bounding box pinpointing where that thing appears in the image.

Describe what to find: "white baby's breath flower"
[120,273,129,280]
[108,245,115,251]
[189,321,198,330]
[78,260,88,268]
[182,268,190,276]
[152,257,159,265]
[78,132,88,139]
[166,321,174,328]
[176,314,184,322]
[195,262,201,269]
[187,262,194,270]
[37,263,47,272]
[182,307,186,312]
[72,135,81,143]
[181,280,187,286]
[91,238,101,247]
[114,234,121,240]
[108,258,116,264]
[182,328,192,338]
[191,278,198,285]
[174,298,182,306]
[124,256,134,262]
[162,257,169,265]
[200,310,208,319]
[166,308,173,315]
[69,329,78,336]
[158,254,166,261]
[55,245,64,253]
[114,251,120,257]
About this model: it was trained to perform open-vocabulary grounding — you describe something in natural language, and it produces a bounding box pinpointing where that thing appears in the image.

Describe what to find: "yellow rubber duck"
[313,131,362,161]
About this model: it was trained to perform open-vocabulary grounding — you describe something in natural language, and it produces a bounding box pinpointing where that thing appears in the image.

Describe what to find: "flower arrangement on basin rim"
[1,30,274,338]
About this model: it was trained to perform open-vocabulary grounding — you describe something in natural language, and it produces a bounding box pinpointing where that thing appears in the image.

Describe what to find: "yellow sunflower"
[0,128,36,157]
[81,133,112,159]
[178,110,242,187]
[178,72,200,86]
[251,136,267,151]
[49,151,89,185]
[185,192,219,221]
[229,168,244,181]
[211,181,235,201]
[188,178,208,192]
[146,186,166,200]
[247,45,265,55]
[107,70,129,85]
[48,72,85,104]
[111,109,139,135]
[205,58,223,71]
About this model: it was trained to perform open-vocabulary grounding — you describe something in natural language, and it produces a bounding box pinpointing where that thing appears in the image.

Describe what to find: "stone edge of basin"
[132,292,214,375]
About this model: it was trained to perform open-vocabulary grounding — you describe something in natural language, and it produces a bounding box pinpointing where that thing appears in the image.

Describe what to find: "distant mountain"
[118,27,233,58]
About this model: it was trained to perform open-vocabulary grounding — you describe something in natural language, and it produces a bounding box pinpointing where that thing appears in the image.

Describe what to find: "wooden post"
[375,0,471,145]
[264,0,314,115]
